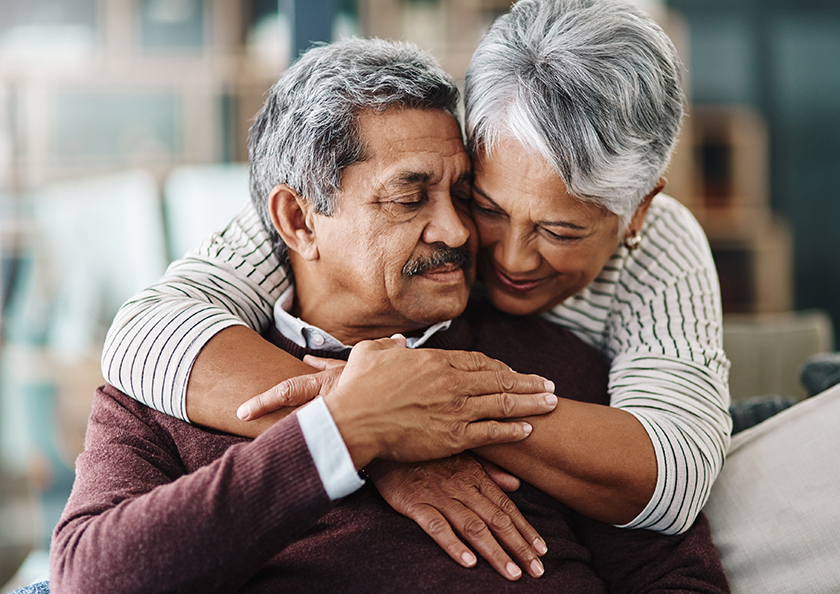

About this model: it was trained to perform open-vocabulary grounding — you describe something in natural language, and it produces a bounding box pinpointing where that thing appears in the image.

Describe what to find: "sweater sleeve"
[50,387,332,594]
[100,202,288,420]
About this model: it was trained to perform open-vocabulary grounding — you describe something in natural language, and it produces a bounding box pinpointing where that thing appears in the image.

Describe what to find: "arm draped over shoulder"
[101,202,289,421]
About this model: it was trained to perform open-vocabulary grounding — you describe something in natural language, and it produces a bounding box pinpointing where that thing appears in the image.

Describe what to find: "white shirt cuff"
[296,396,365,500]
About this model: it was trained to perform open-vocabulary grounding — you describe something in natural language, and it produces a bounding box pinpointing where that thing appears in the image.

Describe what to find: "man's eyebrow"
[472,183,587,230]
[390,171,433,187]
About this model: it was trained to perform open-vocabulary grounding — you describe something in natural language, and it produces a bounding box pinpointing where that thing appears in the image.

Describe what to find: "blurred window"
[138,0,204,49]
[0,0,98,57]
[54,91,180,162]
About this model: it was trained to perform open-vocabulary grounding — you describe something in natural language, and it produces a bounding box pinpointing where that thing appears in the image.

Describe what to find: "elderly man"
[52,38,729,593]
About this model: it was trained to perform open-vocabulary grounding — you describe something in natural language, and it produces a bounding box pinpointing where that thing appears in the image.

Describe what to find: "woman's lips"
[491,266,543,294]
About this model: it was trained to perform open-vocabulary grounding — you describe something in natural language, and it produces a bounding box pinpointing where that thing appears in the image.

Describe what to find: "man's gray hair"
[465,0,685,229]
[248,37,460,261]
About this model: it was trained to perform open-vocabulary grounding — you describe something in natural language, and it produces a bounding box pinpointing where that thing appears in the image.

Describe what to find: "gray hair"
[465,0,685,229]
[248,37,461,262]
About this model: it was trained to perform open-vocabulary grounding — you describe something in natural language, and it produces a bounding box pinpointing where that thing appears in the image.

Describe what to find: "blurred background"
[0,0,838,590]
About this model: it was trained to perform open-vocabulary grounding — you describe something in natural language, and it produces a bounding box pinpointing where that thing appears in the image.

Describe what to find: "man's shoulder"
[92,384,246,467]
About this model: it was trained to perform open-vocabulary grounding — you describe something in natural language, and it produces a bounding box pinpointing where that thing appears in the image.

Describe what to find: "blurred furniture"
[723,309,834,402]
[705,382,840,593]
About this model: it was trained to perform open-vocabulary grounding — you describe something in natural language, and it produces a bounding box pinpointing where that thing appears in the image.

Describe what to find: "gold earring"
[624,230,641,251]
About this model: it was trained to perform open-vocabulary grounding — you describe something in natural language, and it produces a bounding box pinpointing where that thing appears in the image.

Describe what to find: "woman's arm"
[544,196,732,534]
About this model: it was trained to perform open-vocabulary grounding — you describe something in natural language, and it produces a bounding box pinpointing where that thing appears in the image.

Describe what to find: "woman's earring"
[624,230,641,251]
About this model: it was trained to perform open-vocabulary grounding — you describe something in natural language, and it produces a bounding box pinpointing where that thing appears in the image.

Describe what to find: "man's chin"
[403,287,471,325]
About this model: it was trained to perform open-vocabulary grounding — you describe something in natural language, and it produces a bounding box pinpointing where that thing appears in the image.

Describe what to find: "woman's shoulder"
[634,194,714,266]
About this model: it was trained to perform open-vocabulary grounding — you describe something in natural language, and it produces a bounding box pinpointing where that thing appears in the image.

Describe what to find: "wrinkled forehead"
[338,107,471,201]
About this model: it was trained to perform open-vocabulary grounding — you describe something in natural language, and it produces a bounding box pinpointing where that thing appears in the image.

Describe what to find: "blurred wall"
[668,0,840,333]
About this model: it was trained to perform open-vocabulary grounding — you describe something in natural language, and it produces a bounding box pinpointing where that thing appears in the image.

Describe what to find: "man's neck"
[276,282,435,347]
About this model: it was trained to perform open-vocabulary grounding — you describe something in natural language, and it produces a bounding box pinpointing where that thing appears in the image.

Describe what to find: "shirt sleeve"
[605,199,732,535]
[100,202,288,420]
[296,397,366,499]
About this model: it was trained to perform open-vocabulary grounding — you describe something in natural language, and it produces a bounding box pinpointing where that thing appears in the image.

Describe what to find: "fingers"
[302,355,347,371]
[476,458,521,493]
[466,391,558,421]
[236,372,326,420]
[405,503,479,570]
[447,366,555,400]
[479,479,548,570]
[443,500,524,581]
[460,420,533,449]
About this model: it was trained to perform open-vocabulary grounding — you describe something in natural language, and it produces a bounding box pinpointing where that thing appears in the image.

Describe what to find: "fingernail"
[461,551,476,567]
[544,380,555,393]
[533,537,548,555]
[521,422,533,435]
[236,404,251,420]
[544,394,558,407]
[507,562,522,579]
[530,558,544,577]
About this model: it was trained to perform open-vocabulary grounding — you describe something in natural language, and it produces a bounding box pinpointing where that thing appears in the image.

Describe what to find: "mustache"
[401,244,474,278]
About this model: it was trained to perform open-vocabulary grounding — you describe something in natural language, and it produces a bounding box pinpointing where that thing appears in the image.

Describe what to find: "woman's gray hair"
[248,37,460,262]
[465,0,685,229]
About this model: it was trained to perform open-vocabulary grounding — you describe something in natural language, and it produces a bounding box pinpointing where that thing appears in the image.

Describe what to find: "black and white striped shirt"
[101,194,730,535]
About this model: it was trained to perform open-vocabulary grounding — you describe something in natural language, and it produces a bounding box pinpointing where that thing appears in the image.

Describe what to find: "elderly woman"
[102,0,729,577]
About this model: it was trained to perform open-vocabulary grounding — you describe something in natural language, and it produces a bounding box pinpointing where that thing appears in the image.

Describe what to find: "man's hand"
[325,336,557,469]
[237,355,345,421]
[368,454,547,581]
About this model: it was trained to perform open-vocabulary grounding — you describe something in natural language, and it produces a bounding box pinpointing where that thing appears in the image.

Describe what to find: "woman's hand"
[368,454,547,581]
[237,355,345,421]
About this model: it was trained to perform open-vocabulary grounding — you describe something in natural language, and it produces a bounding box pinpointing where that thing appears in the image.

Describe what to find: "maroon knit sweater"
[50,300,730,593]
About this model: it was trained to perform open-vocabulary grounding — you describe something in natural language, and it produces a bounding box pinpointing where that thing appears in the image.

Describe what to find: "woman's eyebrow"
[472,183,586,230]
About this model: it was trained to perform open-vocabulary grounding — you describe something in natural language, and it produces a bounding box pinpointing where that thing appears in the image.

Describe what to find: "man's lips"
[491,265,543,293]
[420,263,464,278]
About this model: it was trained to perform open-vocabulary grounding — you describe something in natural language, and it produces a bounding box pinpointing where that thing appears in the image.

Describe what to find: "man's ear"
[268,184,319,261]
[626,177,666,237]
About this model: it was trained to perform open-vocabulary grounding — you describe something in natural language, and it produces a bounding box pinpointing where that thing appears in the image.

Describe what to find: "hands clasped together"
[237,335,556,580]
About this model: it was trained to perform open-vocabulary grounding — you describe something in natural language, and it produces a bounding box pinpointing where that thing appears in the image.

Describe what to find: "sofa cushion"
[704,384,840,593]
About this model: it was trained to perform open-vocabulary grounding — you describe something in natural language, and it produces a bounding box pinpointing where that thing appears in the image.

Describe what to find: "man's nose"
[423,195,471,247]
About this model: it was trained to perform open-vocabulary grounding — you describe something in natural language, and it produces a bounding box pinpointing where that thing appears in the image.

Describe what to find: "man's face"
[299,107,476,343]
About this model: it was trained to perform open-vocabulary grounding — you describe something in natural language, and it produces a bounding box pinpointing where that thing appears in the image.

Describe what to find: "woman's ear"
[268,184,319,261]
[626,177,666,236]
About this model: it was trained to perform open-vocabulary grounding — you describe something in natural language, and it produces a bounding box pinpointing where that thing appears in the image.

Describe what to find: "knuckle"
[487,509,514,532]
[484,421,502,441]
[497,497,518,517]
[497,393,515,416]
[462,517,490,540]
[495,370,516,393]
[425,517,451,538]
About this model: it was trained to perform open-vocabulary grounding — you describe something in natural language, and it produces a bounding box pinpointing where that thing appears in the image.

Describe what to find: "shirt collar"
[272,284,451,351]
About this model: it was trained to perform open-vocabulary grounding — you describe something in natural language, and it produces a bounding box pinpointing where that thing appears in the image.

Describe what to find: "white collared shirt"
[272,285,452,500]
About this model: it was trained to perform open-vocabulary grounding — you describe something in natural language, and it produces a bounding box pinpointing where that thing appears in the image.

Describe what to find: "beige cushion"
[704,384,840,593]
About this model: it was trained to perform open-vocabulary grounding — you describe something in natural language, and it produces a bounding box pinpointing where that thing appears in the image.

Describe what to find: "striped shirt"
[101,194,731,535]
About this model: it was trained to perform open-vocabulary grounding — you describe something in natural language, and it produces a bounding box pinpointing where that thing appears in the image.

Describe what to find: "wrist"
[324,391,379,470]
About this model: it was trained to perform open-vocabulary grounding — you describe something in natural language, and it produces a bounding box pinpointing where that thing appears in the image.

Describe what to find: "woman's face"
[471,140,623,316]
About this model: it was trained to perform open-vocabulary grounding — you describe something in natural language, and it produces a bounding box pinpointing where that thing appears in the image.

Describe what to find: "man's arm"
[50,388,334,594]
[53,339,555,593]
